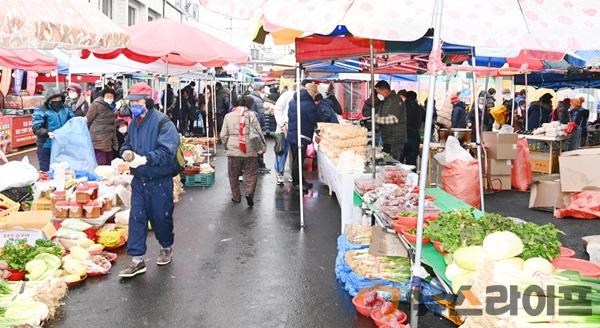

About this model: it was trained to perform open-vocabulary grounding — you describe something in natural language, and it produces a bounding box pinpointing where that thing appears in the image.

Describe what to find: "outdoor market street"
[39,145,597,328]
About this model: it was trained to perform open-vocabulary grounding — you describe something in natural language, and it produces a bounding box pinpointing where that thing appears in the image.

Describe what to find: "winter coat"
[317,98,339,124]
[91,88,102,103]
[67,95,89,117]
[556,103,570,124]
[376,92,406,145]
[220,108,263,158]
[274,89,294,133]
[120,108,180,180]
[286,89,320,146]
[527,101,552,130]
[570,106,585,127]
[405,99,424,140]
[87,98,117,153]
[582,108,590,132]
[328,94,343,115]
[32,88,75,149]
[451,101,468,128]
[161,89,174,110]
[215,87,231,116]
[249,92,266,130]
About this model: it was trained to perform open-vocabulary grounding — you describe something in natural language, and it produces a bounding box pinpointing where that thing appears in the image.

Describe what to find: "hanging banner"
[0,116,12,153]
[12,69,24,96]
[11,115,35,148]
[26,71,38,95]
[0,68,11,96]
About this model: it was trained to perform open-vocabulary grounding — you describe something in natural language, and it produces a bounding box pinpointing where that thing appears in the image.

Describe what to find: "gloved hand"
[47,132,55,139]
[128,153,147,168]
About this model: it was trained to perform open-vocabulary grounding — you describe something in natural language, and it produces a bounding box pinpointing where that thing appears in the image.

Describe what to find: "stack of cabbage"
[449,231,600,327]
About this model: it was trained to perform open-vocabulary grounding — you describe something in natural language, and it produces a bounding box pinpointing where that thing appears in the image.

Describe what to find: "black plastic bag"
[274,132,285,155]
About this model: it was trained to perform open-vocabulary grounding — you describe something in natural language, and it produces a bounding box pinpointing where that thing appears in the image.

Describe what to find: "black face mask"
[50,102,62,110]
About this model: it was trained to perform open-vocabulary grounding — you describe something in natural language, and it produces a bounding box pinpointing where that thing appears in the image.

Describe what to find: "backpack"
[158,117,186,176]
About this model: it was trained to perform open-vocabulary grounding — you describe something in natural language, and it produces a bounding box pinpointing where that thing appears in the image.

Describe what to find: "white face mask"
[503,95,512,101]
[377,94,385,101]
[104,98,114,104]
[118,126,127,134]
[68,92,78,99]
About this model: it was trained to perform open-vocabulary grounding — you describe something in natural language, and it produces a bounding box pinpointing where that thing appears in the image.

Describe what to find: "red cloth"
[237,107,247,154]
[555,191,600,219]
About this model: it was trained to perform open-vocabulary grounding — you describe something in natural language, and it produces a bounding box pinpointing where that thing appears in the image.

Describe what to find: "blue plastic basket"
[183,172,215,187]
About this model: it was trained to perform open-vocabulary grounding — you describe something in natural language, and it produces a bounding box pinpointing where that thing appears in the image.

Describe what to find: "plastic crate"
[0,193,20,218]
[184,172,215,187]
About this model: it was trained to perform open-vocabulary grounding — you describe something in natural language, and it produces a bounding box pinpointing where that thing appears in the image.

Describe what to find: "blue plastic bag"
[50,117,97,173]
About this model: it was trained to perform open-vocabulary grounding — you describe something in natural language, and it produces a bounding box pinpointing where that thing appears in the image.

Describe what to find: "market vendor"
[32,88,75,172]
[66,83,89,117]
[374,81,406,161]
[118,82,180,278]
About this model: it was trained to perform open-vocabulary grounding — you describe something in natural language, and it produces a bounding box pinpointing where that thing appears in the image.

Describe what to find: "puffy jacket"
[317,98,339,123]
[527,101,552,130]
[377,92,406,145]
[87,97,117,153]
[120,107,180,180]
[451,101,468,128]
[328,94,343,115]
[286,89,319,146]
[220,108,262,158]
[405,99,425,140]
[249,92,266,130]
[32,88,75,149]
[66,95,89,117]
[274,89,294,132]
[570,107,585,127]
[215,87,230,116]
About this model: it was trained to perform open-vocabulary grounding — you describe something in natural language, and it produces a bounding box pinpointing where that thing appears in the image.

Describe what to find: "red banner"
[0,116,13,153]
[11,115,35,148]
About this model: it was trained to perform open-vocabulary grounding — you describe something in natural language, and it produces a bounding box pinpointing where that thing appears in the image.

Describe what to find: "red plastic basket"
[370,308,407,328]
[552,257,600,277]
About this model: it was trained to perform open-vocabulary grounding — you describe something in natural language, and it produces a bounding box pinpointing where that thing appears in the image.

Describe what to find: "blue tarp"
[514,72,600,89]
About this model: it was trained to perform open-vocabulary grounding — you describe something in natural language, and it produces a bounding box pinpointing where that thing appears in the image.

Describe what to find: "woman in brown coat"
[87,88,117,165]
[220,96,263,207]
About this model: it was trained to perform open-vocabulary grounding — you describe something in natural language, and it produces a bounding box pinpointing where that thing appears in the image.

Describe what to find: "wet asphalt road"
[8,144,588,328]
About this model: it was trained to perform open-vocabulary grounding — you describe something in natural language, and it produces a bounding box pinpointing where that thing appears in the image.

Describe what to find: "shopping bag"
[274,132,286,155]
[306,143,316,158]
[50,117,97,173]
[511,138,533,191]
[441,159,481,208]
[554,191,600,219]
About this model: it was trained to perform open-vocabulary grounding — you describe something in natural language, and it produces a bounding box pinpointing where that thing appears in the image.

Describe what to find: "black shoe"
[246,196,254,207]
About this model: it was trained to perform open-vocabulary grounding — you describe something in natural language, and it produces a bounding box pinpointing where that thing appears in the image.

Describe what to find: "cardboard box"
[482,132,518,160]
[559,148,600,192]
[529,175,569,210]
[530,151,559,174]
[486,159,512,175]
[0,211,56,245]
[486,175,512,191]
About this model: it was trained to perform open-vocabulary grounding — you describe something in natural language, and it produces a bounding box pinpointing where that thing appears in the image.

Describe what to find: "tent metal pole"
[412,0,443,327]
[473,56,486,211]
[369,39,377,180]
[511,76,516,126]
[212,77,217,155]
[164,59,169,113]
[525,73,529,130]
[296,65,305,229]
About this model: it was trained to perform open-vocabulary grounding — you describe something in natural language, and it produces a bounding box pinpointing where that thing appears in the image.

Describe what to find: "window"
[128,6,136,26]
[148,9,160,21]
[101,0,113,19]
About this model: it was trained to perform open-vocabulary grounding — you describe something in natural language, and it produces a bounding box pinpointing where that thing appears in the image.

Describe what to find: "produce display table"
[317,149,363,233]
[519,134,565,174]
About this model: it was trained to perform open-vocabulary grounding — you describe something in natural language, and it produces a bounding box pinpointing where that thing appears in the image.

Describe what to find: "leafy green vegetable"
[423,210,562,260]
[0,239,62,271]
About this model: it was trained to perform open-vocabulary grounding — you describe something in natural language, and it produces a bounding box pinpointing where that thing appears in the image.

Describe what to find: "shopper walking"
[118,82,180,278]
[273,86,295,186]
[32,88,75,172]
[374,81,406,161]
[221,96,263,207]
[87,88,117,165]
[161,84,175,112]
[403,91,424,166]
[215,82,231,136]
[248,83,270,174]
[66,83,89,117]
[287,86,320,192]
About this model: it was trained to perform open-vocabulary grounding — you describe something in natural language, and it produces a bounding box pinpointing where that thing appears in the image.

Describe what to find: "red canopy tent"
[0,50,57,71]
[82,19,248,67]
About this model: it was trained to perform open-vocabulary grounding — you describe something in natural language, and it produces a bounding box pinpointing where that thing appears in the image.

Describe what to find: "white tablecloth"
[316,149,363,233]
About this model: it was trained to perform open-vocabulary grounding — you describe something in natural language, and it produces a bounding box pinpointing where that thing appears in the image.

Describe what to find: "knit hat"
[450,95,460,104]
[563,98,571,107]
[67,83,83,94]
[571,98,582,107]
